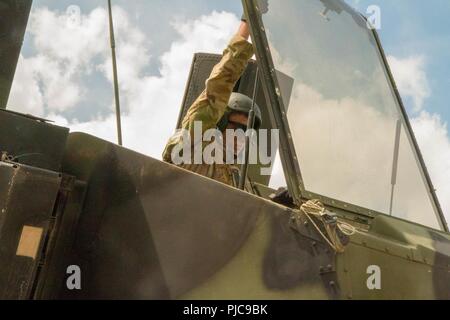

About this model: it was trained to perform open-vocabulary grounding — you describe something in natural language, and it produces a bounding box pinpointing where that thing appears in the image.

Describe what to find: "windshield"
[261,0,443,229]
[7,0,246,159]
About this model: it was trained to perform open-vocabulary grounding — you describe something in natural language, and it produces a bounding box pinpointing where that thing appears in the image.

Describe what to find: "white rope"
[337,221,357,236]
[297,200,356,253]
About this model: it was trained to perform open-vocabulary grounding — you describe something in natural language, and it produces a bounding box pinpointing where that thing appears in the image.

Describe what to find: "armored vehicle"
[1,0,449,299]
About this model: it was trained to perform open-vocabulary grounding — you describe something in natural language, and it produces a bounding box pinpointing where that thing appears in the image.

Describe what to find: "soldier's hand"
[241,0,270,22]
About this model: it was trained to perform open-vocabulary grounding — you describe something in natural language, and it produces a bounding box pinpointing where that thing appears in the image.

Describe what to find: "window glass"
[261,0,441,229]
[7,0,244,159]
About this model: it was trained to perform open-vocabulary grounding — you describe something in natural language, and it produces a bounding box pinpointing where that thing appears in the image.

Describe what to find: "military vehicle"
[1,0,449,300]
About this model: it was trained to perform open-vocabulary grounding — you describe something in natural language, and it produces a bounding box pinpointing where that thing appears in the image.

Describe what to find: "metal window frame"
[371,23,448,232]
[242,0,448,232]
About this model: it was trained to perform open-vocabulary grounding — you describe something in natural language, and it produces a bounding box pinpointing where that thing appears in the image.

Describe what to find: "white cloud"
[8,55,44,115]
[283,82,441,229]
[10,6,240,159]
[268,50,450,229]
[98,6,150,90]
[411,112,450,225]
[30,7,109,73]
[72,10,240,157]
[387,54,450,226]
[29,55,82,112]
[9,7,110,114]
[11,57,81,114]
[387,55,431,112]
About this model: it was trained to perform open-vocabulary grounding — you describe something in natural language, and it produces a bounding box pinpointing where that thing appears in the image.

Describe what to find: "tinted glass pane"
[261,0,441,229]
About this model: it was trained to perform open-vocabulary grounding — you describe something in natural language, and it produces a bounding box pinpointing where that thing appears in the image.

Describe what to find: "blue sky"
[18,0,449,126]
[350,0,450,121]
[8,0,450,226]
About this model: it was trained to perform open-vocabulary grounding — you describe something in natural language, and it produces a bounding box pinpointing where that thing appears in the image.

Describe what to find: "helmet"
[217,92,263,131]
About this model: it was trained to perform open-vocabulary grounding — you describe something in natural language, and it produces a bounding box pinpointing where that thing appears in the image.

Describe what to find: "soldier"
[162,15,266,189]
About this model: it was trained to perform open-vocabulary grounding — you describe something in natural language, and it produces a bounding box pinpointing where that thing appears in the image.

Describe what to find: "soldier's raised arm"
[163,21,254,163]
[180,21,254,136]
[202,21,253,111]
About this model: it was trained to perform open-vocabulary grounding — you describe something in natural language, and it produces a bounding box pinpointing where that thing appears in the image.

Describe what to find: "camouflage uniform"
[163,34,254,188]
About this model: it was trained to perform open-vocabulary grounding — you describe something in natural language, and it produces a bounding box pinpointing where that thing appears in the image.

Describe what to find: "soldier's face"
[224,112,249,155]
[228,112,248,128]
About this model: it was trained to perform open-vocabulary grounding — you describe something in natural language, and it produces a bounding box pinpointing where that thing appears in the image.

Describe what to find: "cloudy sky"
[7,0,450,229]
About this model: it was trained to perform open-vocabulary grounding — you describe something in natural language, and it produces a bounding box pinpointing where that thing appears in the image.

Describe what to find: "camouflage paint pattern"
[1,113,449,300]
[1,0,449,301]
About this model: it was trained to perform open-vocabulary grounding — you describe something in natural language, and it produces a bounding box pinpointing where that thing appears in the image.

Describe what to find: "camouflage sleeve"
[163,34,254,162]
[182,34,254,136]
